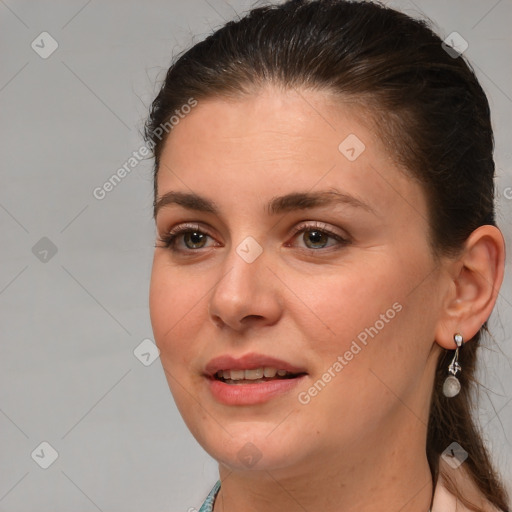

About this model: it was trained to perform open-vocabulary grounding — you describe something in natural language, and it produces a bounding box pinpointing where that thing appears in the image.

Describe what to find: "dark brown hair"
[144,0,509,509]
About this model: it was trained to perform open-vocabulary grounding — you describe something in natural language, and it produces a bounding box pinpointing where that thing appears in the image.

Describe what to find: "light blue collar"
[198,480,221,512]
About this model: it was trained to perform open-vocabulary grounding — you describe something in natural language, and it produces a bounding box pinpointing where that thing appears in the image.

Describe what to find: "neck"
[213,423,433,512]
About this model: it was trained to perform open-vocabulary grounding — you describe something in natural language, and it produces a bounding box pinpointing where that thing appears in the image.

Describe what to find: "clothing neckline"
[198,480,221,512]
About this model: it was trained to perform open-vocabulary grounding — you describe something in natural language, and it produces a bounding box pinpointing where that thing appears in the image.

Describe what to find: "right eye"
[156,223,217,252]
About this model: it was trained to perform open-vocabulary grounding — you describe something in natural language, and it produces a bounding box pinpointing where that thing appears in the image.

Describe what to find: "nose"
[208,242,283,331]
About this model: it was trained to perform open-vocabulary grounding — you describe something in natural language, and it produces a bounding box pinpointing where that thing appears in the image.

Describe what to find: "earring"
[442,333,464,398]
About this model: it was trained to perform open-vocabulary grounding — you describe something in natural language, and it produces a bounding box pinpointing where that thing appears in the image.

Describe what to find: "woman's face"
[149,87,447,474]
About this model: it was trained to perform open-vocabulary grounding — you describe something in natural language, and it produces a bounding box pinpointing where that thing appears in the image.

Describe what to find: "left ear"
[435,225,505,350]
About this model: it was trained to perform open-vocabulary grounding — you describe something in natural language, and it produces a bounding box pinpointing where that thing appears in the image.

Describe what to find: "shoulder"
[432,461,506,512]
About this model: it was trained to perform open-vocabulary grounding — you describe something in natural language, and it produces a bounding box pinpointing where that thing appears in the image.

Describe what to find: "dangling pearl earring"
[442,333,464,398]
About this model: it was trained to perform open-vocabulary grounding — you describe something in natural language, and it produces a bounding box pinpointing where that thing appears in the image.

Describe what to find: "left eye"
[298,229,335,249]
[289,223,349,250]
[180,231,209,249]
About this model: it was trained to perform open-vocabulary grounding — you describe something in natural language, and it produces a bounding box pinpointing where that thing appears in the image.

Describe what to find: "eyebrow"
[153,189,376,218]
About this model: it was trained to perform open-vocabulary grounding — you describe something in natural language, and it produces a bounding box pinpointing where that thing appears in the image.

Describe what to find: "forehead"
[156,87,427,222]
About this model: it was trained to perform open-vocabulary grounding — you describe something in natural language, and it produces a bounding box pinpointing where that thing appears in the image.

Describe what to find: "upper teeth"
[216,368,293,380]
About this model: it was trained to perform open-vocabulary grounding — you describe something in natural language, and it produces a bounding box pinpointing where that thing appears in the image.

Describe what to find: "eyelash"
[156,221,350,254]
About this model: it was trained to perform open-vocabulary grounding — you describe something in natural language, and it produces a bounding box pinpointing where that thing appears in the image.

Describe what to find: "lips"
[204,353,308,378]
[204,353,308,405]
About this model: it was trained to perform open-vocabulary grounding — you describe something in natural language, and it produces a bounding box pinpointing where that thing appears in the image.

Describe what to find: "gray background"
[0,0,511,510]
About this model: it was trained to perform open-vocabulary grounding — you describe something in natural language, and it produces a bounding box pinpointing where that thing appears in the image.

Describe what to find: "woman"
[144,0,510,510]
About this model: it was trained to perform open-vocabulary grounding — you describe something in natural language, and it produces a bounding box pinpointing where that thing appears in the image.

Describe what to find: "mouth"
[204,353,308,405]
[204,353,308,384]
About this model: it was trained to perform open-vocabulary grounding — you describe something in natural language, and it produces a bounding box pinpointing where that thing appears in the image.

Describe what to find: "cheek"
[303,254,438,406]
[149,257,207,359]
[297,258,405,348]
[297,250,434,389]
[149,260,209,418]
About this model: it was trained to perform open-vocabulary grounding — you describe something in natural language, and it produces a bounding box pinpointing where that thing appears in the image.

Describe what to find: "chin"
[197,427,308,473]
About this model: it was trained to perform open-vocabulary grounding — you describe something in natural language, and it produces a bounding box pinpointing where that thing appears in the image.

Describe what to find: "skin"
[149,87,505,512]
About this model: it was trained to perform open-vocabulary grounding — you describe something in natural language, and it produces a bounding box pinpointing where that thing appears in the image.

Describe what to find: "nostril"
[240,314,265,323]
[209,312,224,328]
